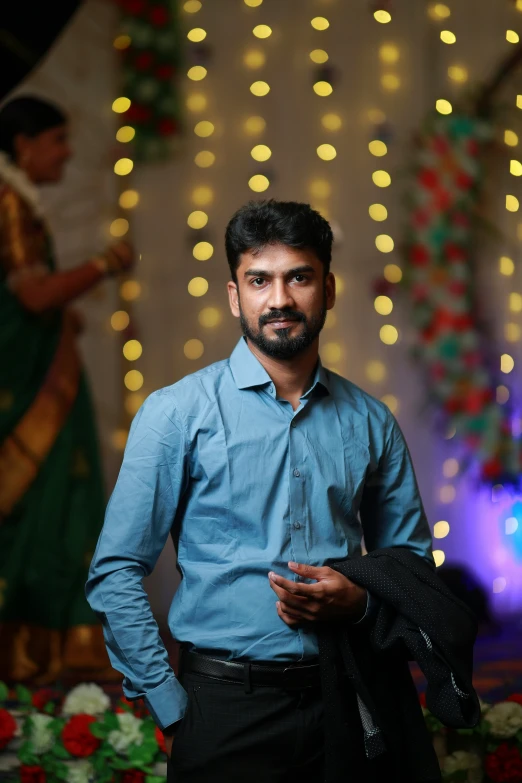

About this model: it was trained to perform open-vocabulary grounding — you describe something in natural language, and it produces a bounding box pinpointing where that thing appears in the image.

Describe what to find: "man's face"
[227,243,336,360]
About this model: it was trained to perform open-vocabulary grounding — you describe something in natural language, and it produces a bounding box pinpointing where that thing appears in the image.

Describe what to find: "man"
[86,200,434,781]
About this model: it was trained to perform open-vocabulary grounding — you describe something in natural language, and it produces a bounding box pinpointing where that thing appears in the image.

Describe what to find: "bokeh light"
[124,370,144,391]
[321,113,342,131]
[187,66,207,81]
[244,116,266,135]
[120,281,142,302]
[123,339,143,361]
[184,339,205,359]
[366,360,387,382]
[506,195,520,212]
[317,144,337,160]
[310,49,329,64]
[380,324,399,344]
[110,218,129,238]
[250,81,270,96]
[193,241,214,261]
[199,307,223,327]
[253,25,272,38]
[384,263,402,282]
[248,174,270,192]
[187,210,208,229]
[381,394,399,414]
[322,342,342,363]
[374,295,393,315]
[501,353,515,373]
[187,28,207,42]
[375,234,394,253]
[369,140,387,156]
[194,120,215,137]
[313,81,333,97]
[116,126,135,143]
[111,311,129,331]
[114,158,133,176]
[192,186,214,206]
[434,521,450,539]
[251,144,272,161]
[500,256,515,276]
[372,170,391,187]
[433,550,446,567]
[188,277,209,297]
[119,190,139,209]
[311,17,329,30]
[186,94,207,112]
[244,49,266,69]
[112,97,131,113]
[369,204,388,221]
[440,30,456,44]
[195,151,216,168]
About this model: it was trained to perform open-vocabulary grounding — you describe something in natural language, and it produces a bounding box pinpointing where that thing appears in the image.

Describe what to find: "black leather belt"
[181,649,321,689]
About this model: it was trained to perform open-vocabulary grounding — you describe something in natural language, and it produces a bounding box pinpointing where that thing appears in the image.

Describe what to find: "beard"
[238,293,327,360]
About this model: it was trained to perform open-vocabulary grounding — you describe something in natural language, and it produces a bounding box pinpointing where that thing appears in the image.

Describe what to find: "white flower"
[443,750,482,782]
[479,697,491,714]
[485,701,522,738]
[65,760,94,783]
[29,714,55,755]
[107,712,144,754]
[62,683,110,717]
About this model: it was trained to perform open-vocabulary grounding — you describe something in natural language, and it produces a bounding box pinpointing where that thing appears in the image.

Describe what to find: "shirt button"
[291,421,297,428]
[269,384,274,393]
[293,469,300,477]
[293,522,301,530]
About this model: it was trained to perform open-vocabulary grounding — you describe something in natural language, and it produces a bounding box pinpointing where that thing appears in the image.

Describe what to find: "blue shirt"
[86,337,433,730]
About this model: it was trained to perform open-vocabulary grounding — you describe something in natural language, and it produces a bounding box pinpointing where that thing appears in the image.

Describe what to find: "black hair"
[0,96,67,161]
[225,199,333,282]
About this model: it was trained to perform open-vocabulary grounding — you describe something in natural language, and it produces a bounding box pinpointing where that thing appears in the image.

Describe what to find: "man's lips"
[266,319,300,327]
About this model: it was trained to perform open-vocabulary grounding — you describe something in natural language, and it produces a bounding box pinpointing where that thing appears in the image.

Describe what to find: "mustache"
[259,310,306,327]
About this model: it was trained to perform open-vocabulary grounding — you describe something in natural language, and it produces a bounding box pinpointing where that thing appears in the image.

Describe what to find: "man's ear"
[227,280,240,318]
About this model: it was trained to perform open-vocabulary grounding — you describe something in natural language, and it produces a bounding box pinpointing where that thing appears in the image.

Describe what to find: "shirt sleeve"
[85,391,189,729]
[359,409,434,564]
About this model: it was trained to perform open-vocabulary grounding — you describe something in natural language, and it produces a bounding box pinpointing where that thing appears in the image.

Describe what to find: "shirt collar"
[229,337,331,397]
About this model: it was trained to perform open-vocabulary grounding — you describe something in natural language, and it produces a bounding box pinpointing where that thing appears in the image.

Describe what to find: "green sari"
[0,183,109,680]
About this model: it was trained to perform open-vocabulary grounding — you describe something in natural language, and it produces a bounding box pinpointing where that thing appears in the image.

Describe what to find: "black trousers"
[166,669,325,782]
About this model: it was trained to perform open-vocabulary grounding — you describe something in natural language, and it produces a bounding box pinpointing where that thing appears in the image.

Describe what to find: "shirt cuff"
[142,677,189,730]
[352,589,378,626]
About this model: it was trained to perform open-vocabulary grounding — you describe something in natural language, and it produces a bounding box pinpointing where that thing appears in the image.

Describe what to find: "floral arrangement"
[0,681,168,782]
[421,691,522,782]
[115,0,182,162]
[374,112,522,484]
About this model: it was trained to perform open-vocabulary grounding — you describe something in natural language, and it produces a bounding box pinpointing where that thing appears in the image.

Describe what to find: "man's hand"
[268,561,367,627]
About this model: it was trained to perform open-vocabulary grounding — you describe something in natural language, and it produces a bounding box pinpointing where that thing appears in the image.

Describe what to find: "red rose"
[155,725,167,753]
[485,742,522,783]
[20,766,46,783]
[456,171,473,190]
[156,64,174,80]
[121,772,145,783]
[410,244,429,266]
[31,688,61,712]
[506,694,522,706]
[418,169,438,189]
[149,6,169,26]
[62,714,100,758]
[0,708,17,750]
[135,52,154,70]
[158,118,177,136]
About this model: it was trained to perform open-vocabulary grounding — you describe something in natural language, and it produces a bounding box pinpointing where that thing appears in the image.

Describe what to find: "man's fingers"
[276,601,300,627]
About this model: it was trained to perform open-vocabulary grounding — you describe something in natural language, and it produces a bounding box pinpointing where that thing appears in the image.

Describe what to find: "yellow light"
[183,0,202,11]
[434,521,450,539]
[335,275,345,295]
[368,109,386,124]
[184,339,204,360]
[366,360,387,382]
[374,295,393,315]
[379,44,399,64]
[440,485,456,504]
[311,16,329,30]
[324,311,337,329]
[317,144,337,161]
[186,93,207,112]
[501,353,515,373]
[374,10,392,23]
[199,307,223,328]
[321,113,342,131]
[506,195,520,212]
[110,218,129,238]
[448,65,468,83]
[120,280,142,301]
[192,186,214,206]
[187,210,208,229]
[244,116,266,135]
[250,144,272,162]
[369,140,388,157]
[517,0,522,10]
[124,370,144,391]
[188,277,209,297]
[111,311,129,331]
[505,323,521,342]
[187,27,207,42]
[114,158,134,176]
[253,24,272,38]
[433,550,446,567]
[511,160,522,176]
[125,393,145,416]
[428,3,451,20]
[309,179,331,199]
[510,292,522,311]
[323,342,342,363]
[497,385,510,404]
[310,49,329,64]
[500,256,515,276]
[243,49,266,69]
[194,120,215,137]
[193,241,214,261]
[440,30,456,44]
[119,190,139,209]
[443,458,459,478]
[381,74,400,91]
[436,99,452,115]
[114,34,131,50]
[505,130,519,147]
[111,429,128,451]
[372,170,391,187]
[313,81,333,97]
[187,66,207,81]
[112,97,131,114]
[380,325,399,344]
[375,234,394,253]
[507,30,520,44]
[248,174,270,192]
[244,0,263,6]
[116,126,135,143]
[250,80,270,96]
[381,394,399,414]
[493,577,507,594]
[384,263,402,283]
[518,95,522,109]
[123,339,143,361]
[194,151,215,168]
[369,204,388,221]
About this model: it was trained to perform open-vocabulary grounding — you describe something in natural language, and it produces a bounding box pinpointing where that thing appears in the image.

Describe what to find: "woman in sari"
[0,96,134,684]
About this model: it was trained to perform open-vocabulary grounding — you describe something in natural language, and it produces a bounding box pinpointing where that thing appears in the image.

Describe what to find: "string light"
[443,458,459,478]
[500,353,515,373]
[310,49,329,64]
[374,10,392,24]
[369,204,388,221]
[372,170,391,187]
[110,218,129,237]
[381,74,400,91]
[506,195,520,211]
[250,80,270,96]
[192,186,214,206]
[244,0,263,6]
[433,550,446,567]
[324,312,337,329]
[244,116,266,135]
[317,144,337,160]
[428,3,450,19]
[194,151,216,168]
[448,65,468,83]
[198,307,223,327]
[366,360,387,382]
[434,521,450,538]
[321,113,342,131]
[380,325,399,344]
[384,263,402,282]
[504,130,519,147]
[192,241,214,261]
[369,140,387,156]
[313,81,333,96]
[440,485,456,503]
[194,120,215,137]
[510,160,522,176]
[112,97,131,113]
[116,126,135,143]
[183,0,202,11]
[120,281,141,301]
[184,339,205,360]
[505,323,521,342]
[493,577,507,594]
[114,158,133,176]
[374,295,393,315]
[123,340,143,361]
[440,30,456,44]
[187,66,207,81]
[248,174,270,192]
[119,190,139,209]
[253,25,272,38]
[188,277,209,297]
[379,44,399,64]
[111,311,130,331]
[309,179,331,199]
[113,35,131,50]
[507,30,520,44]
[244,49,266,69]
[187,28,207,42]
[496,385,510,404]
[250,144,272,161]
[186,94,207,112]
[517,95,522,109]
[311,17,329,30]
[505,517,519,535]
[322,342,342,363]
[436,99,452,115]
[500,256,515,275]
[187,210,208,229]
[509,292,522,312]
[124,370,144,391]
[375,234,394,252]
[381,394,399,414]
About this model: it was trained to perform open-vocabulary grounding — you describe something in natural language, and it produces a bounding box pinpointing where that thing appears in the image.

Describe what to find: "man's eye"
[252,278,265,286]
[294,275,307,282]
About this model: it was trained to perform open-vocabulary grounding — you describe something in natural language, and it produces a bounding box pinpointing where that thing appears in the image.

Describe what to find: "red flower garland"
[62,714,100,757]
[20,766,46,783]
[155,724,167,753]
[121,772,146,783]
[485,743,522,783]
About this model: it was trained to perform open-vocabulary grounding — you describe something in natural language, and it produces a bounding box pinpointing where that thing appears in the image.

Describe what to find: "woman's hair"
[225,199,333,282]
[0,95,67,160]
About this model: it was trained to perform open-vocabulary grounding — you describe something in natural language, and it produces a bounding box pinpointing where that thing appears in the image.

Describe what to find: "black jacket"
[317,548,480,783]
